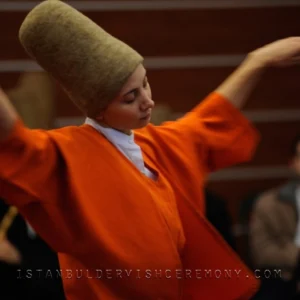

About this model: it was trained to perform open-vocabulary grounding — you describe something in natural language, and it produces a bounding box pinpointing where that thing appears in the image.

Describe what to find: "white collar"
[84,117,135,147]
[84,117,156,180]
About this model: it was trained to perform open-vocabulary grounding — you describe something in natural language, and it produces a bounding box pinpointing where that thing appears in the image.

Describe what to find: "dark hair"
[290,134,300,157]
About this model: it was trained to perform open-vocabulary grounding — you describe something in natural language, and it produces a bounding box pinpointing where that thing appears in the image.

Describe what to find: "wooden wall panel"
[242,122,300,167]
[1,66,300,117]
[50,65,300,114]
[0,73,20,89]
[8,0,138,1]
[148,66,300,112]
[1,7,300,59]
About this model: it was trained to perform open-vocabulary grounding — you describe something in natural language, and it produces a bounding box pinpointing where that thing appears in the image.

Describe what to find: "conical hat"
[19,0,143,118]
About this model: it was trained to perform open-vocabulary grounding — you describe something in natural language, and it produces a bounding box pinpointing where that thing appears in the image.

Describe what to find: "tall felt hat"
[19,0,143,118]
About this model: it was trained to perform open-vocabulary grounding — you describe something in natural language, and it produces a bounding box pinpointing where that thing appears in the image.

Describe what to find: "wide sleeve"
[0,119,60,207]
[141,92,260,173]
[178,92,260,171]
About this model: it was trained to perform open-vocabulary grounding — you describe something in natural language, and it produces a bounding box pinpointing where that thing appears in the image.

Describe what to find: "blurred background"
[0,0,300,299]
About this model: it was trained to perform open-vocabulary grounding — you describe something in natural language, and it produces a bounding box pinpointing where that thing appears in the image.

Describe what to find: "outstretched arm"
[0,88,61,207]
[216,37,300,109]
[141,38,300,176]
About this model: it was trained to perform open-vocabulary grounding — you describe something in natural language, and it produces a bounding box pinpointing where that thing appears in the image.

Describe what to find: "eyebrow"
[123,74,147,96]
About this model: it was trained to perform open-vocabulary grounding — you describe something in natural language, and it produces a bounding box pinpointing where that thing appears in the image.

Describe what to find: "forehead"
[120,64,146,93]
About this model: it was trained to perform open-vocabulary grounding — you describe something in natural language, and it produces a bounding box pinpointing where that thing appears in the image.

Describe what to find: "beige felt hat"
[19,0,143,118]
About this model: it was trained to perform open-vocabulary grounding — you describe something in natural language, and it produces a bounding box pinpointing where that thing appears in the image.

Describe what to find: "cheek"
[147,86,152,99]
[120,110,137,122]
[110,106,138,123]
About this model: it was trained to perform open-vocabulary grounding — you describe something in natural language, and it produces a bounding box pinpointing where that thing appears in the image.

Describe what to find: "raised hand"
[215,37,300,109]
[250,37,300,67]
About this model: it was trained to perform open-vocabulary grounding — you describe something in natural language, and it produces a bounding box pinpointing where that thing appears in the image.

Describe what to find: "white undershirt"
[84,117,156,180]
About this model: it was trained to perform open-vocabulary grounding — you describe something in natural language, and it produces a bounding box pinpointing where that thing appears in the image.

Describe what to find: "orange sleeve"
[190,92,260,171]
[160,92,260,172]
[0,119,60,207]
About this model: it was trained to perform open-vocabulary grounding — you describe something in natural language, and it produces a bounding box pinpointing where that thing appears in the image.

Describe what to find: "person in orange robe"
[0,1,300,299]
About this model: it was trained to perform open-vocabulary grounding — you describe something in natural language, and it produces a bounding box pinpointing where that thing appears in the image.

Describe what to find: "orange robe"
[0,92,260,299]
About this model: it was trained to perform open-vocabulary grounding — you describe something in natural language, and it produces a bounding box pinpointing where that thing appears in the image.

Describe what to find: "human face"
[96,64,154,134]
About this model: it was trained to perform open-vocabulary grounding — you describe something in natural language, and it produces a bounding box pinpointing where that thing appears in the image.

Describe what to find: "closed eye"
[123,90,137,103]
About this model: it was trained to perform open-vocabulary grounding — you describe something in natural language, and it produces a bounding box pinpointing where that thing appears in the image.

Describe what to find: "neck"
[93,119,132,135]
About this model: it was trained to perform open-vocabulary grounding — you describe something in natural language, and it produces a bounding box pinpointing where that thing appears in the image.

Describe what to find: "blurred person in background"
[250,134,300,300]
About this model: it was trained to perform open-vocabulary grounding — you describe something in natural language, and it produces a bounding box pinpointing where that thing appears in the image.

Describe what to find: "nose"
[140,95,155,111]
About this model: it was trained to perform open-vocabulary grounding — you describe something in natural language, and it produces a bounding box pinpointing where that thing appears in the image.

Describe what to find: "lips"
[140,112,151,120]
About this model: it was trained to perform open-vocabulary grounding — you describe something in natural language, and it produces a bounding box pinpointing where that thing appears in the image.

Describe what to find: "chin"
[133,121,149,130]
[141,118,152,125]
[134,124,147,130]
